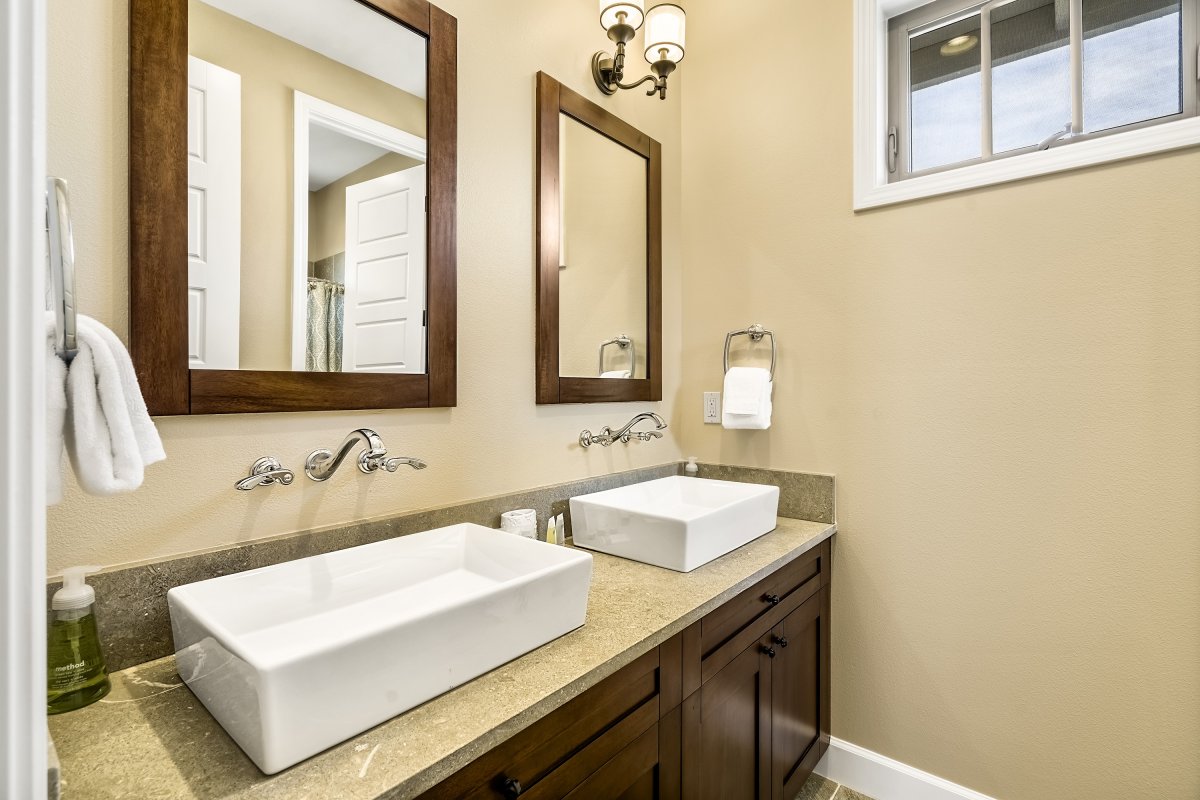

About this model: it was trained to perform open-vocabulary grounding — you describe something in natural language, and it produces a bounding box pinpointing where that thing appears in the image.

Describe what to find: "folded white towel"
[46,315,68,505]
[722,367,773,430]
[65,315,165,496]
[600,370,632,379]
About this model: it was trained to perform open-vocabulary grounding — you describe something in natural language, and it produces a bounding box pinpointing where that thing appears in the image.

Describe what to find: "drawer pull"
[501,776,524,798]
[763,593,781,606]
[774,636,789,648]
[761,645,776,659]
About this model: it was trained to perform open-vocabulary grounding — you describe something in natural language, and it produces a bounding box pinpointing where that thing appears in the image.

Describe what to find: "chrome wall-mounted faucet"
[580,412,668,448]
[305,428,427,482]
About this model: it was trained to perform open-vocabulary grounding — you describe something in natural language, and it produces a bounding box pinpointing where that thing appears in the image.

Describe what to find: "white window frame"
[854,0,1200,209]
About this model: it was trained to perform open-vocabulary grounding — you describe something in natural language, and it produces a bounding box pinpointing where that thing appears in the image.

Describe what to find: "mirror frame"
[535,72,662,405]
[129,0,457,415]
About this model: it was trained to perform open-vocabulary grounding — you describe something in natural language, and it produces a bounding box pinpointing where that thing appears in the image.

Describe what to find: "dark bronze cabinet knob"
[501,776,523,798]
[763,593,781,606]
[761,645,776,658]
[774,636,789,648]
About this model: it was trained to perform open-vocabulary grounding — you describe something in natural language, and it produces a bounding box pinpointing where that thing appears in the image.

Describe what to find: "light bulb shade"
[600,1,645,31]
[644,3,686,64]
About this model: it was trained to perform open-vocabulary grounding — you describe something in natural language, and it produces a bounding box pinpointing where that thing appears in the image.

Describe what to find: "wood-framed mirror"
[129,0,457,415]
[535,72,662,404]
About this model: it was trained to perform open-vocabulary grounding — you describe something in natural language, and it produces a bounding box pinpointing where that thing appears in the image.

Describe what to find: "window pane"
[909,15,982,172]
[991,0,1071,154]
[1083,0,1182,133]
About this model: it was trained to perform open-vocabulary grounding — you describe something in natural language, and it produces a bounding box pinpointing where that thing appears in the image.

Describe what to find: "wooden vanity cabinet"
[682,540,831,800]
[421,539,830,800]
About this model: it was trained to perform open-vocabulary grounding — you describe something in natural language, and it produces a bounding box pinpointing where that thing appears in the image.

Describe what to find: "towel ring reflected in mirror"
[598,334,635,376]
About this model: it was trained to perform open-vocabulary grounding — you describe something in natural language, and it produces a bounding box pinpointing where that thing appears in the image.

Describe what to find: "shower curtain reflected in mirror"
[305,277,344,372]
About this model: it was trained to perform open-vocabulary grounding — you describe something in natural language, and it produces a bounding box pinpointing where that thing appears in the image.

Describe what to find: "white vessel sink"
[570,476,780,572]
[167,523,593,774]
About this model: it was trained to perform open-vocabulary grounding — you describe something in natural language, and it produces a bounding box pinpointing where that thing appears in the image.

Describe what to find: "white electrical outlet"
[703,392,721,424]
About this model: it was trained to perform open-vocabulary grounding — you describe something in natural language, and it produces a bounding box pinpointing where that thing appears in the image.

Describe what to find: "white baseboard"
[815,737,998,800]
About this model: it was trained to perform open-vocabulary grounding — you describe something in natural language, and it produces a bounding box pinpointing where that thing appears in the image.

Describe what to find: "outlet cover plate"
[703,392,721,424]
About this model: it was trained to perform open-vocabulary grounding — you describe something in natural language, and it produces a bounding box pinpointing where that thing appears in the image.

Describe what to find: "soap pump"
[685,456,699,477]
[47,566,110,714]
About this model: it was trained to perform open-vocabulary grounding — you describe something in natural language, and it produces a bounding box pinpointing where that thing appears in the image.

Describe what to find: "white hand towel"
[722,367,773,430]
[46,315,68,505]
[65,315,165,495]
[601,370,632,379]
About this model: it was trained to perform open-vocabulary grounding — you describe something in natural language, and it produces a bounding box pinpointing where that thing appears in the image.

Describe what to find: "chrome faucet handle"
[363,454,429,472]
[383,456,428,472]
[235,457,295,491]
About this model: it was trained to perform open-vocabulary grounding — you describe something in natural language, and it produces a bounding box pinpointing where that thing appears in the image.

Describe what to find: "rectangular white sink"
[167,523,593,774]
[570,476,780,572]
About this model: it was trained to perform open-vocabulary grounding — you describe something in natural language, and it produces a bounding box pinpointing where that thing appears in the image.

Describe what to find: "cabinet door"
[770,588,829,800]
[682,638,772,800]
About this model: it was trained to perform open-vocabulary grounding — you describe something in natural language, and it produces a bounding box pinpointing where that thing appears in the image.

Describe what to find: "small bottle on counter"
[685,456,699,476]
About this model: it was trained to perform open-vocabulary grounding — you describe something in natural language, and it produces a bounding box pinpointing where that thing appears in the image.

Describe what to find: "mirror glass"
[557,114,648,380]
[187,0,428,373]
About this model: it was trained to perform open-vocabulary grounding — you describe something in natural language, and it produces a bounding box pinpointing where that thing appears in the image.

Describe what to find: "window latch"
[887,126,898,174]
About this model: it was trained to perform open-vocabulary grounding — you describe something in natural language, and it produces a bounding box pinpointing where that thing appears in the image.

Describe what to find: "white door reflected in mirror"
[186,0,428,373]
[187,56,241,370]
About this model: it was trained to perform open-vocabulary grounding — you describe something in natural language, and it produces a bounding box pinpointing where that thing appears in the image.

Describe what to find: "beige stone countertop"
[48,518,835,799]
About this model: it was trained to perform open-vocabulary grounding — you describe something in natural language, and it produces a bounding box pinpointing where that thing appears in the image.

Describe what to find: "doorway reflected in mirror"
[186,0,428,374]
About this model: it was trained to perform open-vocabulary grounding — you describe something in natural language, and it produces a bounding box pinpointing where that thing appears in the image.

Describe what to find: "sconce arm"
[612,73,660,93]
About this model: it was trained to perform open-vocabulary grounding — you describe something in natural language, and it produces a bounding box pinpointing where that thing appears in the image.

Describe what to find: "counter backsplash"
[47,462,834,671]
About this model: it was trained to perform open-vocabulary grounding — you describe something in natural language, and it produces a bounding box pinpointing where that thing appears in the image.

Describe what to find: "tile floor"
[797,773,877,800]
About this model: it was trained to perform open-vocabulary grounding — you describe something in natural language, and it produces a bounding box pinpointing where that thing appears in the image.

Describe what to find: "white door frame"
[0,0,48,796]
[290,91,427,370]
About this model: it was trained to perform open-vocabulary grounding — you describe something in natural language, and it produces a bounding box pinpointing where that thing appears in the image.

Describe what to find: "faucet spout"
[612,412,668,442]
[305,428,387,482]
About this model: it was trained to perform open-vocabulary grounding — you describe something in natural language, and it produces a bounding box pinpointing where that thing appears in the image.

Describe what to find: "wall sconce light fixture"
[593,2,686,100]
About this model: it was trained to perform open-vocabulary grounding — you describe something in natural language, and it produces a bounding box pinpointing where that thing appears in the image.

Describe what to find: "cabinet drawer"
[419,648,664,800]
[561,721,661,800]
[698,540,828,681]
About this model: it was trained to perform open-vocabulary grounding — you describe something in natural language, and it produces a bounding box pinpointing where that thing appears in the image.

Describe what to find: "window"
[853,0,1200,208]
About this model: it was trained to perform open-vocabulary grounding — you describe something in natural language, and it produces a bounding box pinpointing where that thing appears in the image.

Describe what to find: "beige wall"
[46,1,1199,797]
[678,1,1200,798]
[46,0,683,570]
[189,0,426,370]
[308,151,423,264]
[559,114,648,377]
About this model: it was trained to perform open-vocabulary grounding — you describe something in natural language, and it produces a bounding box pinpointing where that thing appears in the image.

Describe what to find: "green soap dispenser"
[47,566,110,714]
